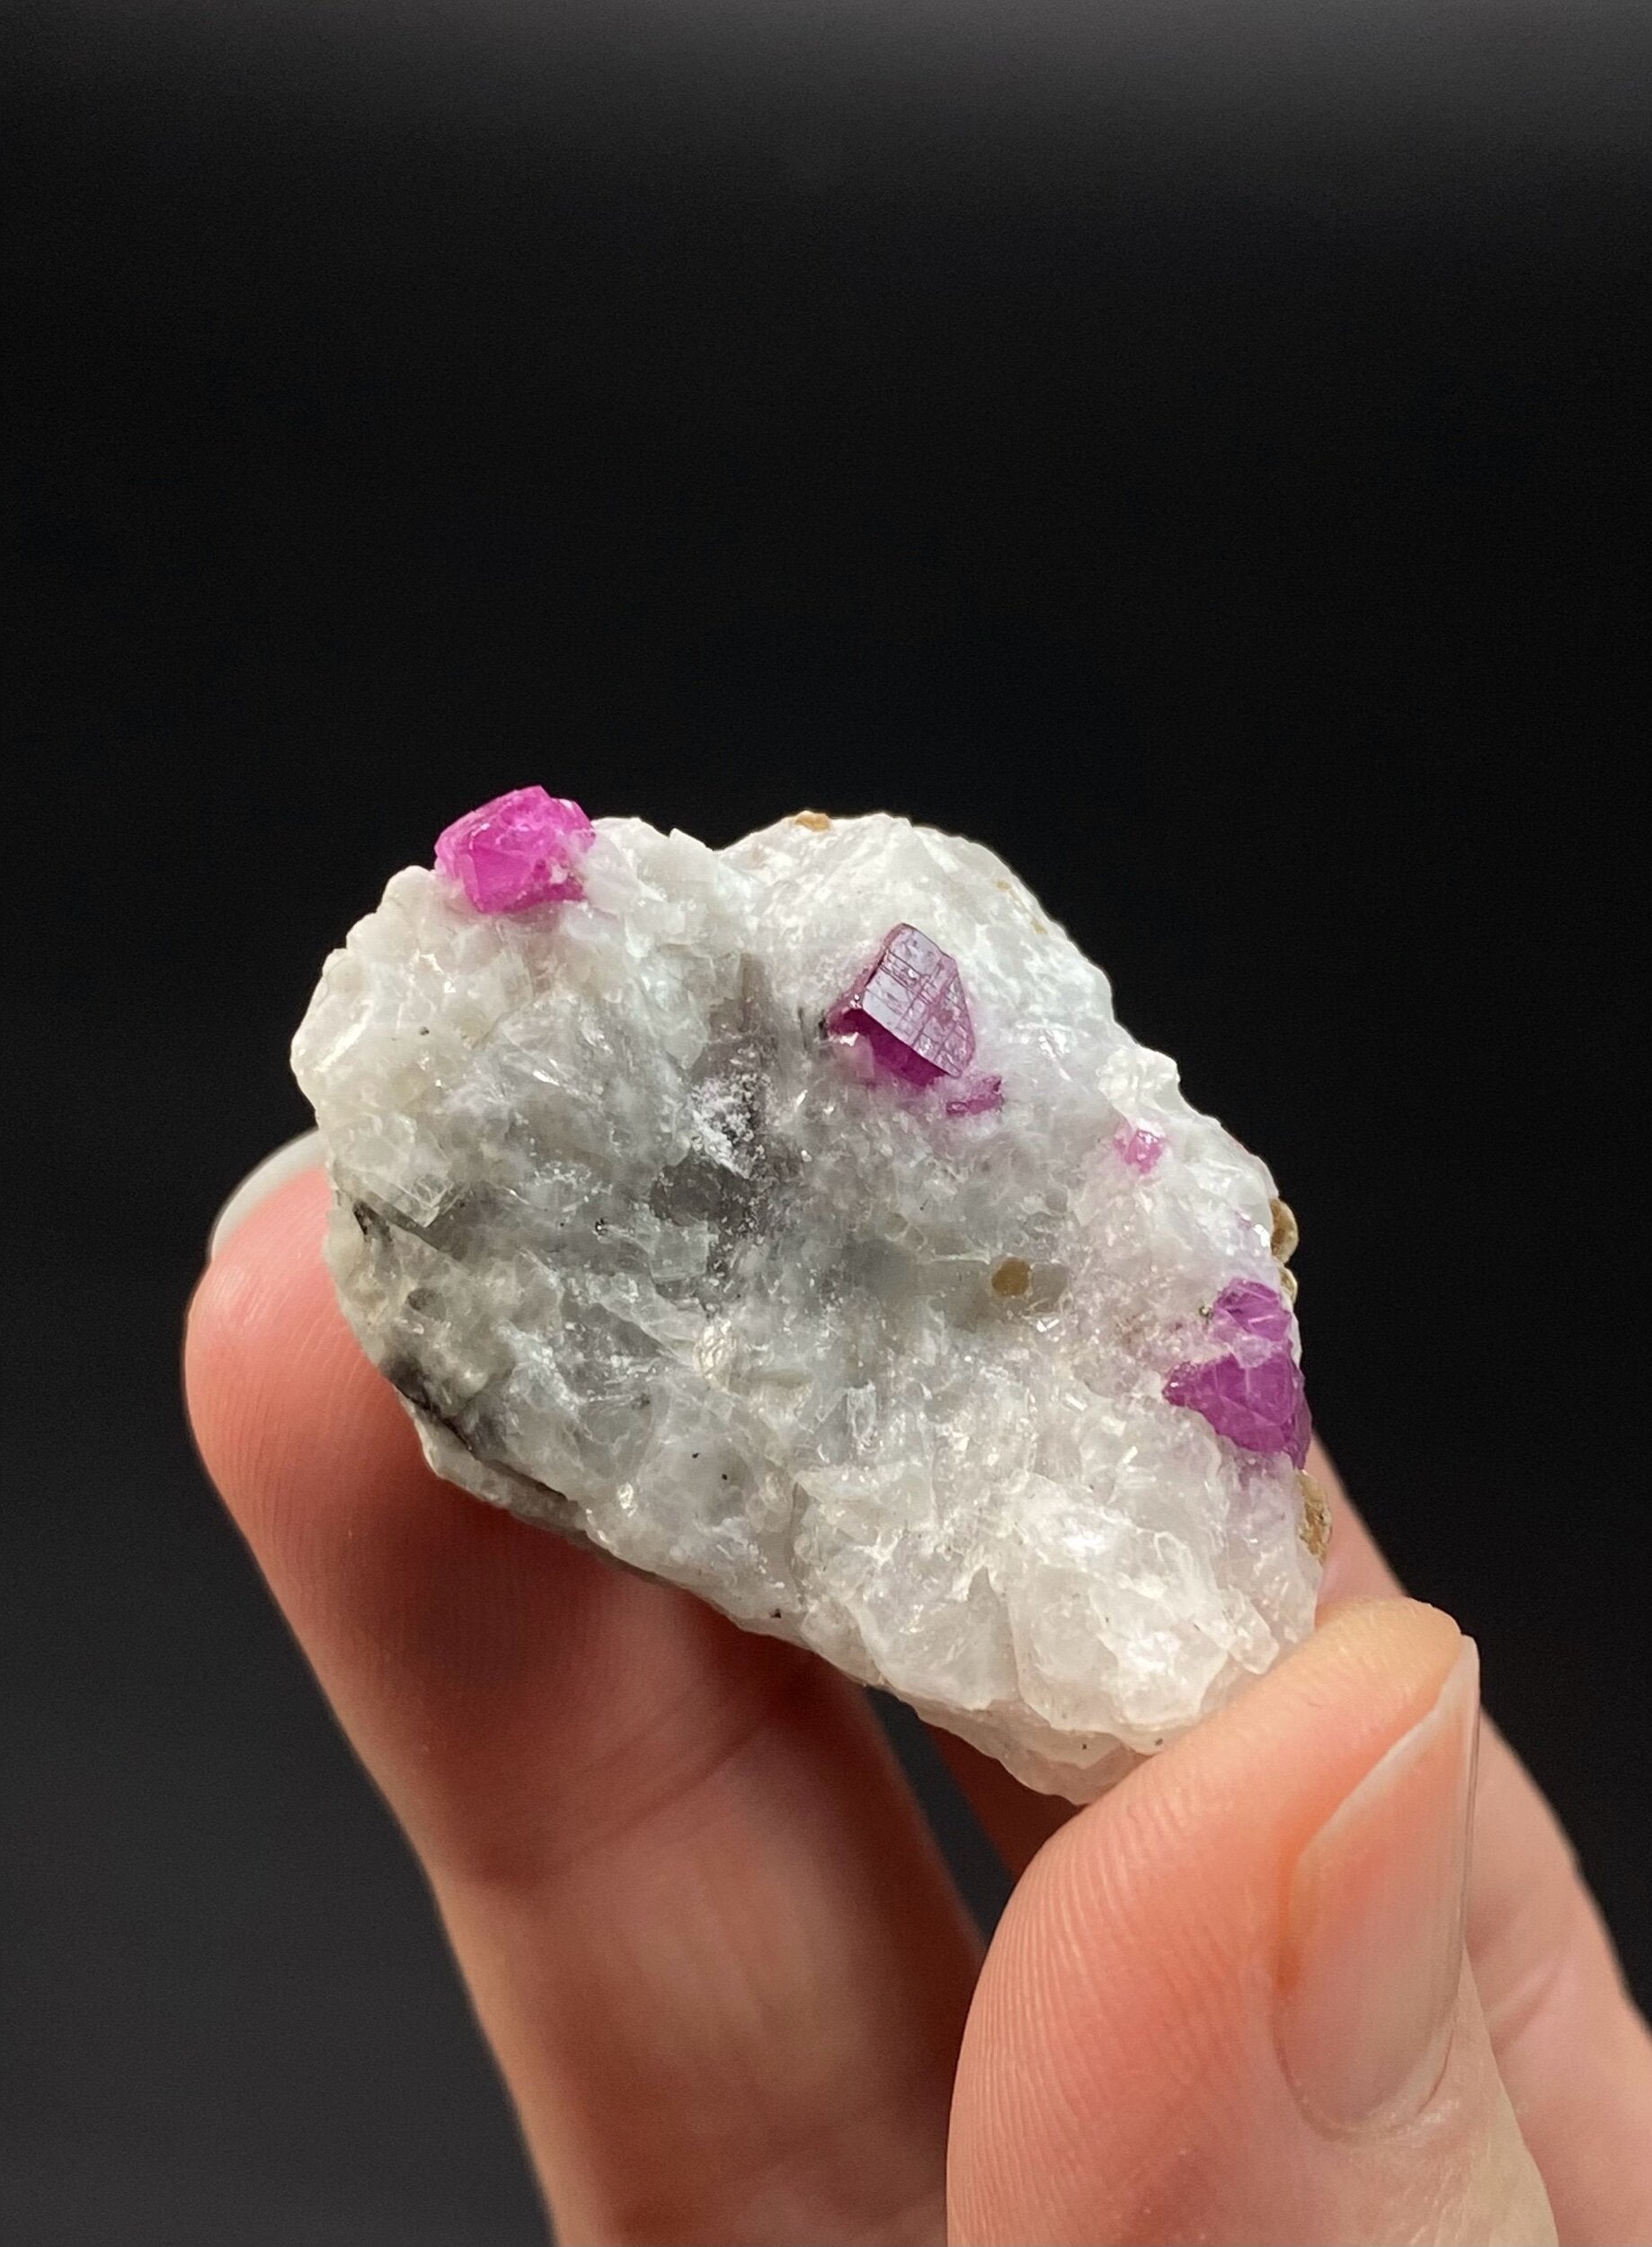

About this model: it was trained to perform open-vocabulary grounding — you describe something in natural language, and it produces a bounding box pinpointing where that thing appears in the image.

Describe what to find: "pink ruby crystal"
[1115,1124,1166,1175]
[1210,1277,1293,1344]
[435,786,595,914]
[1163,1280,1310,1466]
[945,1073,1004,1117]
[828,924,977,1088]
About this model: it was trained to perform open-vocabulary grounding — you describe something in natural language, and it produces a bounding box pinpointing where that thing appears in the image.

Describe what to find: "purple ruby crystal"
[828,924,977,1088]
[1163,1279,1310,1466]
[1115,1124,1166,1175]
[435,786,595,914]
[1210,1277,1293,1344]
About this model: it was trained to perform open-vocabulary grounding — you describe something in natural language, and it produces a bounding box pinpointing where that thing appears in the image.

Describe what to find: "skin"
[184,1166,1652,2246]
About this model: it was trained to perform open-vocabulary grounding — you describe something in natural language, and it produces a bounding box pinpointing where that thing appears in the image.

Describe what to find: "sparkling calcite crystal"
[294,804,1321,1798]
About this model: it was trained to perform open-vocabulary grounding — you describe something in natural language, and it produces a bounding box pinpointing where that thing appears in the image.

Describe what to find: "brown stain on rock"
[1296,1469,1331,1559]
[792,811,832,832]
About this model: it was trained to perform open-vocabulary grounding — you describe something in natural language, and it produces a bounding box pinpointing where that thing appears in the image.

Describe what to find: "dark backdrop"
[6,4,1648,2241]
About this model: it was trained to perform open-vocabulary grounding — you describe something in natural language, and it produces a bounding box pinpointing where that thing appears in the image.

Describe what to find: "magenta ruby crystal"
[1209,1277,1293,1343]
[1115,1124,1166,1175]
[1162,1279,1310,1466]
[828,924,978,1088]
[435,787,595,914]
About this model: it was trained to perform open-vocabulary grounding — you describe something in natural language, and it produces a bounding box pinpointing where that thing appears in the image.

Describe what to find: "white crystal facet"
[293,812,1320,1798]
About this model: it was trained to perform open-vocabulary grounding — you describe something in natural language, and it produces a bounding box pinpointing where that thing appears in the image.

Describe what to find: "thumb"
[948,1600,1557,2246]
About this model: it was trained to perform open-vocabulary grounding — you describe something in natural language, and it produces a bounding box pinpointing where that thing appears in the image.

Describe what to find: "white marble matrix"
[293,812,1319,1798]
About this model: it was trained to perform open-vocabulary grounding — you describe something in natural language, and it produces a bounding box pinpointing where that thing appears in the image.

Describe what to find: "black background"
[6,4,1648,2241]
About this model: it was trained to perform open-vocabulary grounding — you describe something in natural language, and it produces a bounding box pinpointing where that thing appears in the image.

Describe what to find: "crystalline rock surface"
[293,803,1321,1798]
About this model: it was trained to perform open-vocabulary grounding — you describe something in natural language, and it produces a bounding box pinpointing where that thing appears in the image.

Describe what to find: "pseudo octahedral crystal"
[293,795,1324,1798]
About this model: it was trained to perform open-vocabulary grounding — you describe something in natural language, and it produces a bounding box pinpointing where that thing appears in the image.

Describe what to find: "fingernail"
[1279,1638,1479,2132]
[208,1131,324,1261]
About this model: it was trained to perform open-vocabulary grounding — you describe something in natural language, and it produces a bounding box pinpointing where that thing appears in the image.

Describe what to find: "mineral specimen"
[293,804,1321,1798]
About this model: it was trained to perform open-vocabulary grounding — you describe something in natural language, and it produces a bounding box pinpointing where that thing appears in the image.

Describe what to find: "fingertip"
[1292,1594,1464,1715]
[184,1160,445,1598]
[1051,1599,1466,1911]
[186,1161,322,1482]
[950,1598,1472,2243]
[186,1155,333,1381]
[206,1129,325,1261]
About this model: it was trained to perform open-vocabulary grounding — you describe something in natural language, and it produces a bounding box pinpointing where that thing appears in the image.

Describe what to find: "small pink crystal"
[1210,1277,1293,1344]
[1115,1124,1166,1175]
[828,924,977,1087]
[945,1073,1004,1117]
[1163,1280,1310,1466]
[435,787,594,914]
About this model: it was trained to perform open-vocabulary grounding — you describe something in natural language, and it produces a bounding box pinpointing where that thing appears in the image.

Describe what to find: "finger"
[186,1167,978,2247]
[1298,1452,1652,2244]
[936,1431,1652,2243]
[950,1598,1558,2246]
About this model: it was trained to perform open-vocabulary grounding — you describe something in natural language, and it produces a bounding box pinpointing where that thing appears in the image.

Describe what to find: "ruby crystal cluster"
[295,804,1320,1799]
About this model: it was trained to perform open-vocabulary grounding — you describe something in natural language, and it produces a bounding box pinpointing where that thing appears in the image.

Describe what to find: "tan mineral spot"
[791,810,832,832]
[990,1256,1032,1298]
[1296,1469,1331,1559]
[1270,1196,1300,1264]
[1279,1266,1299,1304]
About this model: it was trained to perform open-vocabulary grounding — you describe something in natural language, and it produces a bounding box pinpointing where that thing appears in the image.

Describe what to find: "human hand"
[185,1159,1652,2245]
